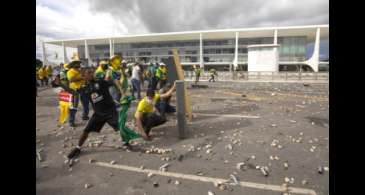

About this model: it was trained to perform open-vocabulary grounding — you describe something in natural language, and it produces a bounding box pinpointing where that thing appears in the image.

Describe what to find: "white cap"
[122,60,126,63]
[159,62,166,66]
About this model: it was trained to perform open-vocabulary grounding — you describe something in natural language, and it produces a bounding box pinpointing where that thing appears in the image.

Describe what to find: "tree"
[36,59,43,69]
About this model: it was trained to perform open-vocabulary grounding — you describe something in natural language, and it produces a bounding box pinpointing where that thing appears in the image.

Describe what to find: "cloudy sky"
[36,0,329,63]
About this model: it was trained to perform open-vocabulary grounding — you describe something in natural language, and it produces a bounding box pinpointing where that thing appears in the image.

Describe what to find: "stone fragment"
[110,160,116,165]
[208,191,215,195]
[84,183,91,189]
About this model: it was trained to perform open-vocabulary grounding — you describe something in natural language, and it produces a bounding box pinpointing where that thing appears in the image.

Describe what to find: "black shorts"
[141,112,167,135]
[83,109,119,133]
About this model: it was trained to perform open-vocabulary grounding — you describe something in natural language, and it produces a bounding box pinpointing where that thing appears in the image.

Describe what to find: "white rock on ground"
[208,191,215,195]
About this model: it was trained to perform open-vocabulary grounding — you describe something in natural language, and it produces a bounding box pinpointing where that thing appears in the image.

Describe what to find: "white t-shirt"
[131,65,141,80]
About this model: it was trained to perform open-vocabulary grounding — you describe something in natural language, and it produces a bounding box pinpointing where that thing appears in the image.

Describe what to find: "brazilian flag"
[118,96,140,143]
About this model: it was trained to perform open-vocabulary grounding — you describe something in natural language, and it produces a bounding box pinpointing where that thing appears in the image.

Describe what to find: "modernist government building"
[43,24,328,72]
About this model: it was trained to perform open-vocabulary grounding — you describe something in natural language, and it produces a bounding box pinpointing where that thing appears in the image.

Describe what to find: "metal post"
[176,80,187,139]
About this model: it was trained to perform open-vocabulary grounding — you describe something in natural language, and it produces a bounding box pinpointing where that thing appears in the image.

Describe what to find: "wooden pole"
[172,49,193,122]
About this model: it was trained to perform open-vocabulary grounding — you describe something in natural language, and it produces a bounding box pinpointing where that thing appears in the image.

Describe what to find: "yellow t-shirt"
[135,93,160,115]
[38,68,47,79]
[67,68,83,90]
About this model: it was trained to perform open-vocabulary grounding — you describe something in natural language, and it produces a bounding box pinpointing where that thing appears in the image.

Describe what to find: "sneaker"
[82,116,89,121]
[67,148,81,159]
[69,123,76,128]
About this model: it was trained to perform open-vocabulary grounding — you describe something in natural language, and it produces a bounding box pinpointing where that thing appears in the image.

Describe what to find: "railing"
[183,71,329,82]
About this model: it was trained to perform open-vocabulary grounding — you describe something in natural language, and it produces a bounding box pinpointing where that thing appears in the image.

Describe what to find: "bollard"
[176,80,187,139]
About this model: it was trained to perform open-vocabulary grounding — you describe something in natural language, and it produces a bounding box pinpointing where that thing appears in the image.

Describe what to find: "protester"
[108,55,124,105]
[67,69,126,159]
[131,62,142,99]
[79,67,93,121]
[194,65,202,84]
[94,60,109,81]
[156,62,168,89]
[46,65,53,81]
[38,66,48,86]
[59,63,72,92]
[155,83,176,117]
[208,68,217,82]
[119,60,129,95]
[134,83,176,139]
[151,63,159,90]
[67,59,84,127]
[58,88,72,128]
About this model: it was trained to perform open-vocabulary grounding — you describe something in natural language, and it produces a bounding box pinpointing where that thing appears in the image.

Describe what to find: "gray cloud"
[88,0,328,33]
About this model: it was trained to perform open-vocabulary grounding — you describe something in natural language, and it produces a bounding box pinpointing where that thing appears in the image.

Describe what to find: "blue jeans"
[131,78,141,99]
[69,91,79,125]
[79,89,90,119]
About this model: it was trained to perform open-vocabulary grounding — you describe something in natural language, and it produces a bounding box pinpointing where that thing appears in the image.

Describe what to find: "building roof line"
[45,24,329,44]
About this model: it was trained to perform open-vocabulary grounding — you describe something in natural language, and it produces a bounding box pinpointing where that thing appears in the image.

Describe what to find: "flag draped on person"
[118,96,141,143]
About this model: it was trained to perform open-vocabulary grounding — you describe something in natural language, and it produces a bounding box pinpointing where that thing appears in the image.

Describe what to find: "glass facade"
[277,36,307,61]
[77,36,308,66]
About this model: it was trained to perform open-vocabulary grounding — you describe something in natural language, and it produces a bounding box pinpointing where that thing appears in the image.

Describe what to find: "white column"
[233,32,239,70]
[199,33,203,69]
[42,42,47,65]
[305,28,321,72]
[112,39,115,55]
[273,29,278,72]
[62,41,68,64]
[274,29,278,44]
[109,38,114,58]
[84,39,91,66]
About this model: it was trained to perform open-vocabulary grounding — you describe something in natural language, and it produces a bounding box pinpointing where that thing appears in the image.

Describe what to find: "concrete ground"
[36,81,329,195]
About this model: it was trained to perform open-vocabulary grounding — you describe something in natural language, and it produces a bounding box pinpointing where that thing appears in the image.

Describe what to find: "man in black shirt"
[67,69,123,159]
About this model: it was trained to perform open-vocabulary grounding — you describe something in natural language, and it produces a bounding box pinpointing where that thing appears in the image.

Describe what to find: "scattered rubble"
[147,172,154,178]
[318,166,324,174]
[230,174,239,185]
[36,151,42,162]
[110,161,116,165]
[301,180,308,186]
[153,182,159,188]
[284,162,289,169]
[144,146,172,155]
[175,180,180,185]
[159,163,170,172]
[84,183,91,189]
[236,162,246,170]
[225,144,233,150]
[208,191,215,195]
[260,166,269,176]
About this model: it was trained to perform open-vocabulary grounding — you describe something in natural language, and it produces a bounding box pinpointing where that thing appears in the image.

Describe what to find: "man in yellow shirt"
[38,66,48,86]
[134,82,176,140]
[67,59,84,127]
